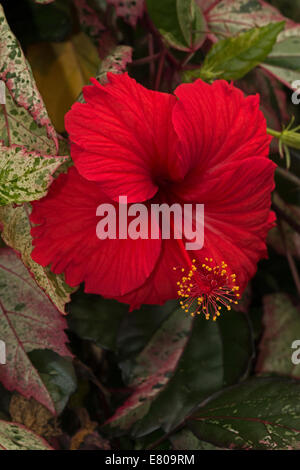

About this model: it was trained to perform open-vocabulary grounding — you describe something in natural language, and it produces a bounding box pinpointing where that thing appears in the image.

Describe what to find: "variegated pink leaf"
[0,247,72,414]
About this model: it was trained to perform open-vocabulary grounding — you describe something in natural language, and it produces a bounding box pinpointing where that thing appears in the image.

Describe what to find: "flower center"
[173,258,240,321]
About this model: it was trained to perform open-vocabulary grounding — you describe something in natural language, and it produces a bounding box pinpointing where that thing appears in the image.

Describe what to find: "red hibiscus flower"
[30,73,275,319]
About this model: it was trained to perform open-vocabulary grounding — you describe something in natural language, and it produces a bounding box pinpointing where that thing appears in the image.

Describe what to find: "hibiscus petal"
[65,73,183,203]
[114,238,189,310]
[118,156,276,309]
[172,78,272,200]
[189,157,276,290]
[30,167,161,297]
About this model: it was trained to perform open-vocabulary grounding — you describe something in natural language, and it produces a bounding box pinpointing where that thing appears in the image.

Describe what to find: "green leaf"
[105,307,253,437]
[170,429,221,450]
[256,294,300,378]
[117,300,178,364]
[28,350,77,415]
[146,0,206,51]
[103,304,194,436]
[0,144,67,206]
[263,26,300,89]
[68,293,177,356]
[0,420,53,450]
[187,378,300,450]
[176,0,206,50]
[184,22,284,82]
[203,0,298,89]
[133,309,253,437]
[68,290,128,351]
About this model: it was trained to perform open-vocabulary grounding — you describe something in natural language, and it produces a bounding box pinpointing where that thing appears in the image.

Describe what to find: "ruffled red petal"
[30,167,161,297]
[115,153,276,307]
[172,79,272,201]
[192,157,276,290]
[65,73,185,203]
[114,238,189,309]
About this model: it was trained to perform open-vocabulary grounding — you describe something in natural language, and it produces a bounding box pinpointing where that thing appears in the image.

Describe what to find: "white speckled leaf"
[0,5,74,313]
[96,46,132,84]
[0,247,72,413]
[0,144,67,205]
[0,89,57,154]
[188,378,300,450]
[0,420,53,450]
[0,5,57,150]
[206,0,290,37]
[77,45,132,102]
[0,204,75,314]
[73,0,106,45]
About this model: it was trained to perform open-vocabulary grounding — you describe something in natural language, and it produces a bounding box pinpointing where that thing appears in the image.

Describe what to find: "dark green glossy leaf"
[104,307,253,438]
[117,299,179,367]
[187,378,300,450]
[104,304,193,436]
[170,428,221,450]
[28,349,77,415]
[68,290,128,351]
[133,310,253,436]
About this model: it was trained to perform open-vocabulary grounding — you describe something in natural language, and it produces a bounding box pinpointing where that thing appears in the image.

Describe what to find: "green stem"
[267,127,282,139]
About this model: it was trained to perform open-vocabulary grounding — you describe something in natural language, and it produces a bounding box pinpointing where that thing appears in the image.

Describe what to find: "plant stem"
[148,33,156,85]
[272,201,300,235]
[277,217,300,297]
[132,53,160,66]
[267,127,282,139]
[276,167,300,187]
[155,50,166,90]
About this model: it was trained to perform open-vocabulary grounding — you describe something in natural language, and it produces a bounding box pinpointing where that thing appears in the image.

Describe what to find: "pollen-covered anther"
[175,258,240,321]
